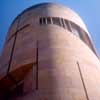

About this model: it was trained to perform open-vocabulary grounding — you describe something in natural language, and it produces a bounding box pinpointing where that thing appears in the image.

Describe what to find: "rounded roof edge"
[10,2,90,36]
[11,3,64,25]
[10,2,79,26]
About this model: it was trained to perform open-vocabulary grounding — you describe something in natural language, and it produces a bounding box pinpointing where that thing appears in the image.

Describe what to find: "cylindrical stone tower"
[0,3,100,100]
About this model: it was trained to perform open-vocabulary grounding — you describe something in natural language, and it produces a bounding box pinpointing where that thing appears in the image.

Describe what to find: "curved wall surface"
[0,3,100,100]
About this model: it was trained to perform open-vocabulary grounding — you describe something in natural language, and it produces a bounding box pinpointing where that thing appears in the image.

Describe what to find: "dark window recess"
[47,17,51,24]
[6,82,24,99]
[39,18,42,25]
[40,17,47,24]
[70,22,80,37]
[40,17,70,30]
[52,17,61,26]
[61,18,65,28]
[40,17,61,26]
[42,18,46,24]
[12,83,23,97]
[64,20,71,31]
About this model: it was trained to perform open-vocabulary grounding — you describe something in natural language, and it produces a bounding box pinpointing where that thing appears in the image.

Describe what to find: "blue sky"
[0,0,100,55]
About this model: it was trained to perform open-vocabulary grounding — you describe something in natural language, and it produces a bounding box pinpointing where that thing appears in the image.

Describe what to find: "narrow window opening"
[42,18,46,24]
[51,18,53,24]
[60,18,65,28]
[65,20,71,31]
[70,22,80,37]
[61,18,65,28]
[52,17,61,26]
[47,17,51,24]
[40,18,42,25]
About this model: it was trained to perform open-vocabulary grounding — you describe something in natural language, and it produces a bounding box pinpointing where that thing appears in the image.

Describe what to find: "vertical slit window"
[52,17,61,26]
[60,18,65,28]
[65,20,71,31]
[47,17,51,24]
[78,28,85,41]
[42,18,46,24]
[40,18,42,25]
[70,22,80,37]
[51,18,53,24]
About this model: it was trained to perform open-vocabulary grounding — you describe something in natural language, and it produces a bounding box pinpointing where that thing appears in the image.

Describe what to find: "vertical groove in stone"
[7,15,21,74]
[36,41,38,90]
[77,61,89,100]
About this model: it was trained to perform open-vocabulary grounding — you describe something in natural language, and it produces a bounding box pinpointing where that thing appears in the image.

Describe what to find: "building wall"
[0,3,100,100]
